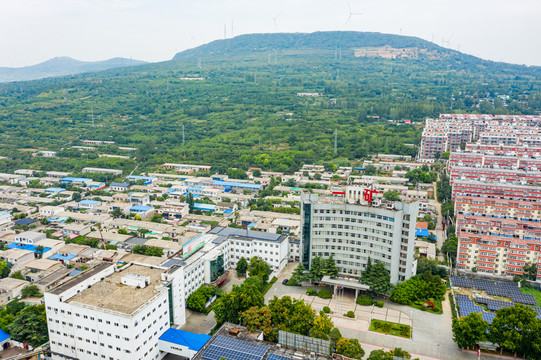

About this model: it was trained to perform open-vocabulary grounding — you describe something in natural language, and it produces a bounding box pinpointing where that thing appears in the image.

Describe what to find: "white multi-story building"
[301,189,419,284]
[209,227,289,276]
[45,262,186,360]
[178,228,289,299]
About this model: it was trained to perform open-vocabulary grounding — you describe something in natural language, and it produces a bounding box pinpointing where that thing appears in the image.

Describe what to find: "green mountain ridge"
[0,56,147,83]
[0,31,539,176]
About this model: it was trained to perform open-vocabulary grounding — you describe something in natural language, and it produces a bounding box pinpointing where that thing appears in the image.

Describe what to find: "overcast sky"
[1,0,540,67]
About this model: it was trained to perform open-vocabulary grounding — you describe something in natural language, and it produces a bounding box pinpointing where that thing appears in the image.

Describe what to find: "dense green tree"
[131,245,163,257]
[186,286,216,313]
[21,285,41,298]
[291,263,307,283]
[309,256,324,281]
[236,257,248,277]
[240,306,274,340]
[336,338,365,359]
[489,304,541,358]
[322,255,339,277]
[248,256,271,283]
[7,304,48,347]
[361,258,391,294]
[367,348,414,360]
[452,312,488,350]
[214,282,264,325]
[383,190,400,201]
[523,262,538,281]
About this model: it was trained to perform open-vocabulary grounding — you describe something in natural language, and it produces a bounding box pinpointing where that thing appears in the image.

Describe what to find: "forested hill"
[172,31,538,72]
[0,57,147,83]
[173,31,444,58]
[0,31,539,176]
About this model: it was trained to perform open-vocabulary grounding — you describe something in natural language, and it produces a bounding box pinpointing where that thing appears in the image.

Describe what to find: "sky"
[0,0,540,67]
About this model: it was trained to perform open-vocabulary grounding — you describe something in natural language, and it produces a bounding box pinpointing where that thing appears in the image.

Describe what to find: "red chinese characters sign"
[363,188,379,203]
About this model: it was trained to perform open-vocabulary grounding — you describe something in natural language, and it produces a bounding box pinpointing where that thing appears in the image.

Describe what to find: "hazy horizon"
[1,0,540,68]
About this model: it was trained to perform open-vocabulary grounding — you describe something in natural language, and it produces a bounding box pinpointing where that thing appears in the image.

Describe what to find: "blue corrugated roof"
[79,200,100,205]
[126,175,157,182]
[60,177,92,183]
[45,187,65,193]
[6,243,51,253]
[49,253,77,261]
[212,181,262,189]
[69,269,83,276]
[193,203,215,211]
[130,205,154,212]
[158,328,210,351]
[14,218,37,226]
[415,228,429,237]
[0,328,10,343]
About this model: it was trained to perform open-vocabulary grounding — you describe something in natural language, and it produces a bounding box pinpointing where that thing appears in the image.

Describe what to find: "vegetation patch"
[370,319,411,338]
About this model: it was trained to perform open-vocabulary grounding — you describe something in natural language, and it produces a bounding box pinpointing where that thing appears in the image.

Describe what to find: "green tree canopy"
[236,257,248,277]
[248,256,271,283]
[452,312,488,350]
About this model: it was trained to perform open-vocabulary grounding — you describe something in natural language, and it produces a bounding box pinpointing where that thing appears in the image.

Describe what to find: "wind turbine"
[270,13,281,32]
[444,33,453,47]
[346,3,362,24]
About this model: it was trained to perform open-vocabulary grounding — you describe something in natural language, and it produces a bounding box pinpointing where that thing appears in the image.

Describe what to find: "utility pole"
[334,128,338,155]
[182,124,185,146]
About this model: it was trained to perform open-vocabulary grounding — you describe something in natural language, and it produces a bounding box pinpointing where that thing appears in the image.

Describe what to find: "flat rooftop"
[67,264,166,315]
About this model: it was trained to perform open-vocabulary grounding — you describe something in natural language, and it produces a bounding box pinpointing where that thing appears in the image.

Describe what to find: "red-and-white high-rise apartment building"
[425,114,541,280]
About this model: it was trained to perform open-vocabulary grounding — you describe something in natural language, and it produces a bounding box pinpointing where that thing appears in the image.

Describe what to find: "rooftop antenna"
[182,124,185,146]
[270,13,281,32]
[334,128,338,154]
[346,3,362,24]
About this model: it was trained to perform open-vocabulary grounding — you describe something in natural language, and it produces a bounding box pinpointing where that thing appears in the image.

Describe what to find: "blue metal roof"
[78,200,100,205]
[159,328,210,351]
[0,328,10,343]
[415,228,429,237]
[60,177,92,183]
[45,187,65,193]
[49,253,77,261]
[212,181,262,189]
[126,175,157,182]
[69,269,83,276]
[130,205,154,212]
[193,203,215,211]
[6,243,51,253]
[14,218,37,226]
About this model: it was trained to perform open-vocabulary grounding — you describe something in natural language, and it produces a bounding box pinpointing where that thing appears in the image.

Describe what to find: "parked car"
[282,279,289,285]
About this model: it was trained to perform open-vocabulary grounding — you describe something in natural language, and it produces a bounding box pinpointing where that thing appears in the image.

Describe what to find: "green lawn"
[521,287,541,307]
[369,319,411,338]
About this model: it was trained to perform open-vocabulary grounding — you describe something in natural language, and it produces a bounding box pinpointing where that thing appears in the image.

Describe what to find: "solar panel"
[267,354,293,360]
[201,336,269,360]
[510,294,537,305]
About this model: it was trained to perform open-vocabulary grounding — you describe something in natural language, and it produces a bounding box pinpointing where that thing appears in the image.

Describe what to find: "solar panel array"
[450,277,521,298]
[456,294,541,323]
[510,293,537,305]
[201,336,269,360]
[267,354,293,360]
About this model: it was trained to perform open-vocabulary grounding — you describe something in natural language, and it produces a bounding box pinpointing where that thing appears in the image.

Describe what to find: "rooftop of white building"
[67,264,167,315]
